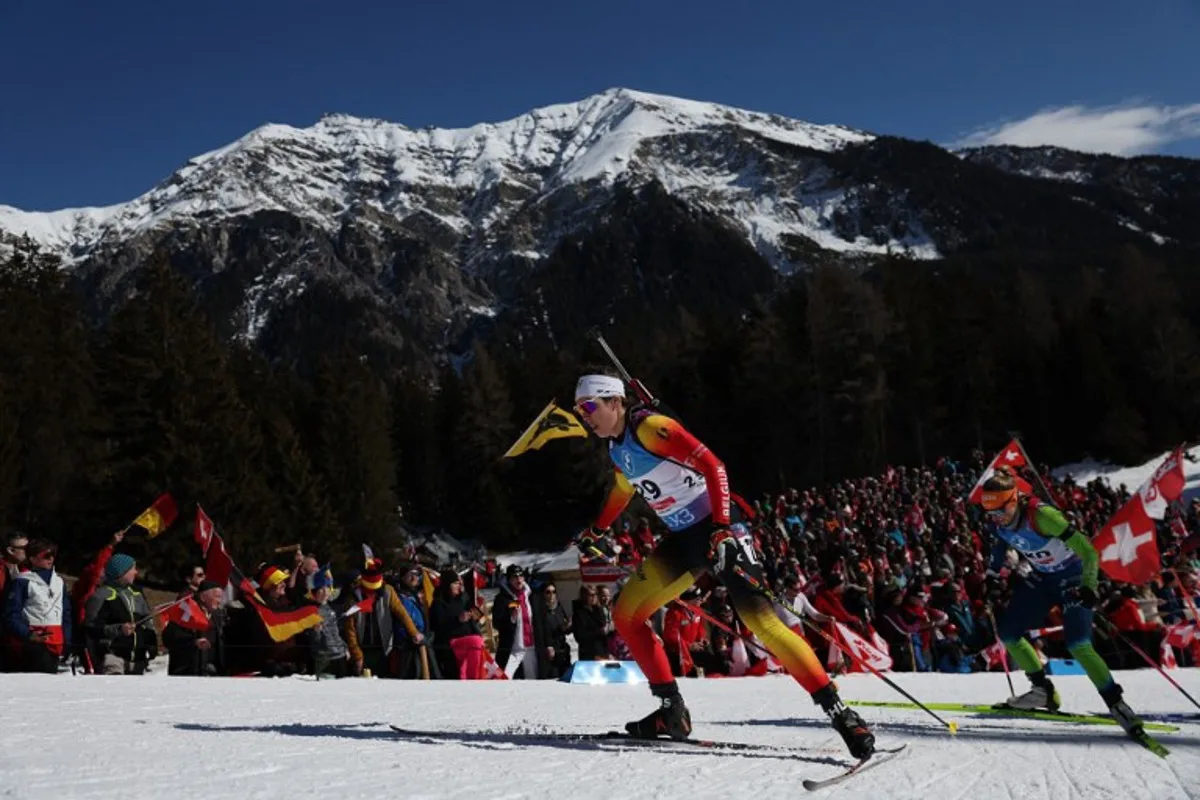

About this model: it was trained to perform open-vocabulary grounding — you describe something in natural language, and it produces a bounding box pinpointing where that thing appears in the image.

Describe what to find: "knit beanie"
[360,558,384,591]
[105,553,136,583]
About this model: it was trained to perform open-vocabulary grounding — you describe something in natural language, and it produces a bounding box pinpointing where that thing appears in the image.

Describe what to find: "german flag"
[133,493,178,538]
[503,400,588,458]
[234,567,322,643]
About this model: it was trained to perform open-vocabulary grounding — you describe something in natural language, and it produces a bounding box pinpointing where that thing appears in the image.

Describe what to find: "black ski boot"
[813,683,875,760]
[1100,683,1144,738]
[626,682,692,741]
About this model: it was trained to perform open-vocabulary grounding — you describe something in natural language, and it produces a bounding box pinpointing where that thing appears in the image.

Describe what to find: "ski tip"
[802,744,908,791]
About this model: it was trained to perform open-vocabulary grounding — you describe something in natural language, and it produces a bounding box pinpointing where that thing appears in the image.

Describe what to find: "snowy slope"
[4,669,1198,799]
[0,88,937,271]
[1054,445,1200,504]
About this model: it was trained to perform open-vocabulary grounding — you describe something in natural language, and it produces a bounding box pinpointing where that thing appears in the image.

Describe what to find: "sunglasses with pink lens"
[575,399,601,415]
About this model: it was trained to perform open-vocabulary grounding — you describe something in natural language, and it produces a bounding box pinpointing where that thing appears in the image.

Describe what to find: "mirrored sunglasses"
[575,398,601,416]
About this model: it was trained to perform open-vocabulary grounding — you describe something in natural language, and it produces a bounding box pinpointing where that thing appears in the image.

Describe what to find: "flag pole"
[1007,435,1057,504]
[136,594,194,627]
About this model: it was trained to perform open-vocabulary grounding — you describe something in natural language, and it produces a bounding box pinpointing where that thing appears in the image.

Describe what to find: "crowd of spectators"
[582,451,1200,677]
[1,449,1197,681]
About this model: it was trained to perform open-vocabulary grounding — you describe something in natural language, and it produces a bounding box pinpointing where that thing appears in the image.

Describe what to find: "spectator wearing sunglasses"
[6,539,70,673]
[533,582,571,678]
[571,586,608,661]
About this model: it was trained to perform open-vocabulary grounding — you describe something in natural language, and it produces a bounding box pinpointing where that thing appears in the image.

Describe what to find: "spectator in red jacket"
[663,591,706,677]
[70,530,126,670]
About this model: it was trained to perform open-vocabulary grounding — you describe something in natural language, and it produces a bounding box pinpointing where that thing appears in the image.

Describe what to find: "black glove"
[1065,585,1098,610]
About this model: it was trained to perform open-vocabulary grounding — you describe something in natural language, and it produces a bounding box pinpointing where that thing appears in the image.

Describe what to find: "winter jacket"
[7,568,72,655]
[342,584,416,663]
[662,605,703,675]
[431,596,482,642]
[532,597,571,678]
[572,603,609,660]
[491,579,535,668]
[395,588,430,644]
[164,607,227,676]
[305,603,348,662]
[84,582,156,661]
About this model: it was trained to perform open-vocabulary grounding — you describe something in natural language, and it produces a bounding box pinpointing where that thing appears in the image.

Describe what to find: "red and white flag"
[1139,447,1188,518]
[1161,638,1179,670]
[341,593,377,618]
[162,596,211,632]
[1093,447,1187,584]
[481,648,508,680]
[195,506,216,556]
[830,621,892,672]
[1094,496,1159,584]
[968,439,1034,504]
[982,640,1008,670]
[1164,621,1196,649]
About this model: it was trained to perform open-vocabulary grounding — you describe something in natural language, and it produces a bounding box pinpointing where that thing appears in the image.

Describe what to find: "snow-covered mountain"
[0,88,934,270]
[1,88,1195,369]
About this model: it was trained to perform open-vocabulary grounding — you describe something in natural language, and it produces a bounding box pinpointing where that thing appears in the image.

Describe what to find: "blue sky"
[2,0,1197,210]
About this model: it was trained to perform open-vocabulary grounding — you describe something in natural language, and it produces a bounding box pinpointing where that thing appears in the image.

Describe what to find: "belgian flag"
[503,400,588,458]
[132,493,179,538]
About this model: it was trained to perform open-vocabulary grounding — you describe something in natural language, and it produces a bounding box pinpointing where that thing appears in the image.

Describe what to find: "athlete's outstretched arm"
[635,415,731,525]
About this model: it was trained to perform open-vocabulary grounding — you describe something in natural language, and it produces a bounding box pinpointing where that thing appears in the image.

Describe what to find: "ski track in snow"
[2,669,1198,799]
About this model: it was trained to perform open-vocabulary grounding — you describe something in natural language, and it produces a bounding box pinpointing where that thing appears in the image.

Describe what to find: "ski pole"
[1094,614,1200,712]
[986,604,1015,698]
[727,567,959,734]
[797,617,958,734]
[594,541,959,733]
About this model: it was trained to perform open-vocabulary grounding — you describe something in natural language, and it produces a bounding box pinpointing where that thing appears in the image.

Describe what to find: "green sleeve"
[1033,503,1099,590]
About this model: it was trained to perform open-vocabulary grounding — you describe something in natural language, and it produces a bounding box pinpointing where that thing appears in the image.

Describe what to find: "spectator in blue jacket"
[393,564,438,679]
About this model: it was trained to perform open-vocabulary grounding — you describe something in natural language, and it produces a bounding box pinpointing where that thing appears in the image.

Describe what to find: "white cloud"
[954,102,1200,155]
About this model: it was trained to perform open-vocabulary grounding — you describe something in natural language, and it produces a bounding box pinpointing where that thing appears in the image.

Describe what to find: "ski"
[802,745,908,791]
[1128,728,1170,759]
[847,700,1179,732]
[388,725,800,754]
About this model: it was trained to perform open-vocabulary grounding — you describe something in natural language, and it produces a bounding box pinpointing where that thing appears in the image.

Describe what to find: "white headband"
[575,374,626,402]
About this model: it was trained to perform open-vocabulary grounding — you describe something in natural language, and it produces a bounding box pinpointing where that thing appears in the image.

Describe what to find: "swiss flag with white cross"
[1092,447,1187,585]
[968,439,1033,504]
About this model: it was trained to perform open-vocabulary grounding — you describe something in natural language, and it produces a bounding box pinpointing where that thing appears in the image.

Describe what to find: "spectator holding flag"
[84,553,157,675]
[163,580,227,676]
